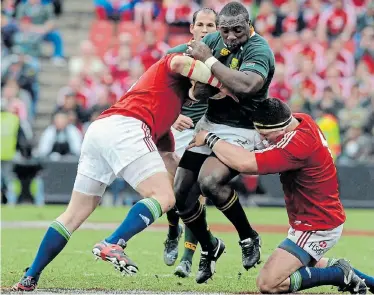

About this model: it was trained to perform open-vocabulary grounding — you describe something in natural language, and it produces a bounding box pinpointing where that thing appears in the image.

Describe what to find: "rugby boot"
[196,238,225,284]
[174,260,192,278]
[12,267,39,291]
[239,234,262,270]
[163,224,184,266]
[334,259,367,294]
[92,239,138,276]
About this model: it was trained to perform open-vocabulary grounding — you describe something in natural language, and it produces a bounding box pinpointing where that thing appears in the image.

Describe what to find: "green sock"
[180,226,198,263]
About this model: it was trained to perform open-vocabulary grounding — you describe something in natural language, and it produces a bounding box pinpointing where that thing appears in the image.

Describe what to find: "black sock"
[216,191,257,240]
[166,207,180,239]
[180,202,217,252]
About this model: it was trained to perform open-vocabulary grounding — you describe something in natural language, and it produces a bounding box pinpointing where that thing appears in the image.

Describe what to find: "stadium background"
[1,0,374,206]
[1,0,374,293]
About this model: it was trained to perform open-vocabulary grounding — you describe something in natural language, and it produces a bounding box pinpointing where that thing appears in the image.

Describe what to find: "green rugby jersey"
[167,44,208,126]
[202,31,275,129]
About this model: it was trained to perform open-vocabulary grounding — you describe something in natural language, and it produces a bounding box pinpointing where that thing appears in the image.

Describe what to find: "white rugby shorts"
[286,224,344,262]
[75,115,167,194]
[171,127,195,158]
[190,115,265,155]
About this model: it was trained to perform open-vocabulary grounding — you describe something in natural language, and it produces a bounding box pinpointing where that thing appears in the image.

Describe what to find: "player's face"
[258,129,285,145]
[219,15,251,52]
[190,11,217,41]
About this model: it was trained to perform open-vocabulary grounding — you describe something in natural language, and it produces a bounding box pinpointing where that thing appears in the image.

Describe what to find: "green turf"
[1,206,373,293]
[2,205,374,230]
[2,228,373,293]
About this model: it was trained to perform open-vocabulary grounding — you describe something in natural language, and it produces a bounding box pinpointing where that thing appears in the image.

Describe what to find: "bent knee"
[256,276,278,294]
[198,174,219,195]
[151,191,175,213]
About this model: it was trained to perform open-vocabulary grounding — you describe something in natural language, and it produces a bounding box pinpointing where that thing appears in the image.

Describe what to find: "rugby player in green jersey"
[174,1,276,283]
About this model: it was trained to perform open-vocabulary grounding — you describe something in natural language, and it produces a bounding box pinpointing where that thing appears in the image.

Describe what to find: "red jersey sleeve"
[156,129,175,152]
[254,130,317,174]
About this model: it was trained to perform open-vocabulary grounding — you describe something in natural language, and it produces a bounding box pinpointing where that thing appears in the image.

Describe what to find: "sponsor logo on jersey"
[230,58,239,70]
[220,48,230,56]
[244,62,255,67]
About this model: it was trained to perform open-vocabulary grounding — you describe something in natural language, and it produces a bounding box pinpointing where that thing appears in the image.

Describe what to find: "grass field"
[1,205,374,294]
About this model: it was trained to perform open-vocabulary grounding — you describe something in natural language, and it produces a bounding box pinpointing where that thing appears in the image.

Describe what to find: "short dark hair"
[192,7,218,26]
[253,98,292,129]
[219,1,250,23]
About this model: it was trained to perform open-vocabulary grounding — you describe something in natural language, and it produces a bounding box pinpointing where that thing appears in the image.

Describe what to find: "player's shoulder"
[166,44,188,54]
[294,113,320,137]
[266,114,319,159]
[243,33,272,55]
[285,113,321,157]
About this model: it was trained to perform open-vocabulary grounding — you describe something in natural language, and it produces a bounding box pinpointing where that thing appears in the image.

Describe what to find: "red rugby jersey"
[255,113,346,231]
[98,53,191,144]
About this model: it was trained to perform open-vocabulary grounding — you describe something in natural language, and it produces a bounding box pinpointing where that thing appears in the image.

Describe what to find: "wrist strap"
[204,56,218,70]
[204,132,221,149]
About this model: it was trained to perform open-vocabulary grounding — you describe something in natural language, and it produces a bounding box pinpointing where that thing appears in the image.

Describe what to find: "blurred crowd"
[1,0,66,143]
[1,0,374,204]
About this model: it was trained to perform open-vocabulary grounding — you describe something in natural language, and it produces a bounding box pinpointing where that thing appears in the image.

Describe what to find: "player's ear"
[190,23,194,35]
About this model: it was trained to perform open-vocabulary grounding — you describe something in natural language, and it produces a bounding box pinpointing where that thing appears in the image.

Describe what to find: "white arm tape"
[204,56,218,70]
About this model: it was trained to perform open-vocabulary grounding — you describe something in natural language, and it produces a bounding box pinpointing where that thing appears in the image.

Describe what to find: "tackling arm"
[169,55,222,89]
[210,140,259,173]
[188,130,305,175]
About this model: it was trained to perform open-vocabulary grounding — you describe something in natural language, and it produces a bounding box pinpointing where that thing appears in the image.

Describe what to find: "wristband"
[204,132,222,149]
[204,56,218,70]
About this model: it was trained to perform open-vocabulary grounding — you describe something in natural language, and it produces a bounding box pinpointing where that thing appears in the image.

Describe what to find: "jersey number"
[318,130,333,159]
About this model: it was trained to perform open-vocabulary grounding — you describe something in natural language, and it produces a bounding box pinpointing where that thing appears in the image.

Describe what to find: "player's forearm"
[208,61,263,95]
[206,134,259,173]
[170,55,222,88]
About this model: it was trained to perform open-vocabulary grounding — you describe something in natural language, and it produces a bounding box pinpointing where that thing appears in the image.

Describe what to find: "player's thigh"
[115,145,173,212]
[68,122,116,231]
[197,155,239,203]
[257,248,304,292]
[188,116,217,155]
[258,225,343,292]
[175,150,208,199]
[135,170,175,213]
[76,119,117,188]
[281,225,344,263]
[159,151,180,177]
[199,116,265,151]
[199,155,239,185]
[97,115,166,189]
